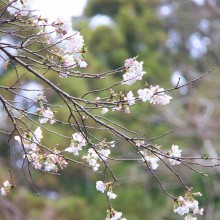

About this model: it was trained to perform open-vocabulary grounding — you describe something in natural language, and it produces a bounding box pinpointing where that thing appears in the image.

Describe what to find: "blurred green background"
[1,0,220,219]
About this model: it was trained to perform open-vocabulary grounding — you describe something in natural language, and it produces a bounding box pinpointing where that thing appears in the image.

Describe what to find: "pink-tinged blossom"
[63,54,76,68]
[149,85,172,105]
[63,32,84,53]
[122,57,145,85]
[53,17,71,39]
[7,0,29,16]
[37,107,55,124]
[26,151,42,169]
[44,153,68,172]
[169,145,182,165]
[174,193,204,219]
[1,187,7,196]
[111,212,123,220]
[124,91,135,106]
[138,85,172,105]
[101,108,109,115]
[106,209,126,220]
[138,88,153,102]
[96,181,106,193]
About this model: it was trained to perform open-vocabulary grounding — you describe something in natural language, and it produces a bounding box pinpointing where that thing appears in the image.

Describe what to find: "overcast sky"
[31,0,87,19]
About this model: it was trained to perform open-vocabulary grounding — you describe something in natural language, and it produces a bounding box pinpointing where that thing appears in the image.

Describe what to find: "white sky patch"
[157,5,173,18]
[89,14,115,29]
[31,0,87,19]
[171,71,188,95]
[191,0,205,6]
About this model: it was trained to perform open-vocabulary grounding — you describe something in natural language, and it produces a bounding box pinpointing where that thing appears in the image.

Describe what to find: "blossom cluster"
[169,145,182,165]
[14,127,43,151]
[174,191,204,220]
[65,133,87,156]
[1,180,12,196]
[106,209,127,220]
[138,85,172,105]
[82,147,111,172]
[36,106,55,124]
[14,127,68,172]
[140,144,182,170]
[122,57,145,85]
[96,181,117,199]
[140,151,162,170]
[7,0,87,74]
[35,95,55,124]
[5,2,204,220]
[96,181,126,220]
[7,0,31,17]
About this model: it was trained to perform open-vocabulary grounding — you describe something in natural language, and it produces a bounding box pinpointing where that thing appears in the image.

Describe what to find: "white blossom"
[169,145,182,165]
[96,181,106,193]
[44,160,57,172]
[138,88,153,102]
[1,180,12,196]
[122,58,145,85]
[99,149,111,160]
[7,0,29,16]
[77,58,88,68]
[101,108,109,114]
[184,215,197,220]
[107,191,117,199]
[149,85,172,105]
[111,212,122,220]
[124,91,135,105]
[1,187,7,196]
[140,151,161,170]
[63,31,84,53]
[63,54,76,68]
[174,194,203,219]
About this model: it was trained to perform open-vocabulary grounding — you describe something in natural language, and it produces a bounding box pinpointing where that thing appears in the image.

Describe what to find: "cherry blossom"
[37,106,55,124]
[1,180,12,196]
[107,191,117,200]
[124,91,135,106]
[65,133,86,156]
[106,209,126,220]
[7,0,30,17]
[173,190,204,219]
[63,31,84,54]
[96,181,106,193]
[138,85,172,105]
[140,151,162,170]
[169,145,182,165]
[63,54,76,68]
[138,88,153,102]
[14,127,42,152]
[101,108,109,115]
[122,57,145,85]
[149,85,172,105]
